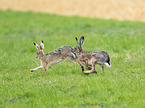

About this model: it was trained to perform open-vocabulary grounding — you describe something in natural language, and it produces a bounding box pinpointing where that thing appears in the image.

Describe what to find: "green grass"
[0,10,145,108]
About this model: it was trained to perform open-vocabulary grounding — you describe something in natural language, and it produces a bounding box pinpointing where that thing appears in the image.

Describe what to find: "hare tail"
[104,62,111,67]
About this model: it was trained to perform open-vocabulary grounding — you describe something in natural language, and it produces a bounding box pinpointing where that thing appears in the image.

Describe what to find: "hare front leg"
[30,66,43,72]
[100,65,104,71]
[43,67,48,75]
[84,60,92,70]
[83,63,97,74]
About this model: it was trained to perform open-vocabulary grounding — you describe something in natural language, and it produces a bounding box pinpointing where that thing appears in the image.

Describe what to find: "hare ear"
[75,37,80,46]
[33,42,39,50]
[80,36,84,47]
[40,40,44,49]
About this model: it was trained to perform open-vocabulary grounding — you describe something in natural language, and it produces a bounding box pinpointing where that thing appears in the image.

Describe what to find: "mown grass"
[0,10,145,108]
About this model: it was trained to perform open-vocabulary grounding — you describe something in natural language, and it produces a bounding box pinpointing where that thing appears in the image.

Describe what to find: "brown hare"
[73,36,111,74]
[30,40,84,75]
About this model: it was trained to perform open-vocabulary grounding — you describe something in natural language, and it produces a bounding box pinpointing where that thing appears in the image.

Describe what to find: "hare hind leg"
[71,60,84,72]
[65,57,84,72]
[30,66,43,72]
[75,61,84,72]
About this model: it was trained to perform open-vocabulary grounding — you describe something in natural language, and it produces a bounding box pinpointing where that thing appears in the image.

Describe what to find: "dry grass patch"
[0,0,145,21]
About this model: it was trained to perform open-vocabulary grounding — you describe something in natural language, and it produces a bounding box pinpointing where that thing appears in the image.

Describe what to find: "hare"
[73,36,111,74]
[30,40,84,75]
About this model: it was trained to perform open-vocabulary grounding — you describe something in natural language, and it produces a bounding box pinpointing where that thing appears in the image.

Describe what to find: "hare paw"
[30,69,34,72]
[84,72,89,75]
[93,71,97,74]
[81,66,84,72]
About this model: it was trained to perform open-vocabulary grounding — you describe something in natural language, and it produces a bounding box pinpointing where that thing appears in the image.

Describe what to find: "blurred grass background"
[0,0,145,22]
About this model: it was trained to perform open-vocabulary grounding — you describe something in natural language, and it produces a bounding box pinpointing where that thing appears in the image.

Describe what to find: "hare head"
[73,36,84,54]
[33,40,44,59]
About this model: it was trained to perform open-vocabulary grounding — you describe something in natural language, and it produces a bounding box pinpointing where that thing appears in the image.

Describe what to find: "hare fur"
[73,36,111,74]
[30,40,84,75]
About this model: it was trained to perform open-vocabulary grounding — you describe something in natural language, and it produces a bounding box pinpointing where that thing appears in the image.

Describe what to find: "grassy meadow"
[0,10,145,108]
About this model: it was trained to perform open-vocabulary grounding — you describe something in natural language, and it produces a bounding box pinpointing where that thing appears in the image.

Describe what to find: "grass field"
[0,10,145,108]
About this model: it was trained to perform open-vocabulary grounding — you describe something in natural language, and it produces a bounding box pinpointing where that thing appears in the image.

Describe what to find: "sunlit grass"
[0,0,145,22]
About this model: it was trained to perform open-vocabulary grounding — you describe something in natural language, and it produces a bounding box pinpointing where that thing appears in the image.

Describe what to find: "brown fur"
[73,36,111,74]
[30,40,84,75]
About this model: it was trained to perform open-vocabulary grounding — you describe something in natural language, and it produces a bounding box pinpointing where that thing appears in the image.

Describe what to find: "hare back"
[47,59,64,67]
[54,46,76,59]
[42,53,64,67]
[42,52,64,61]
[92,51,111,65]
[80,50,110,65]
[41,46,76,66]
